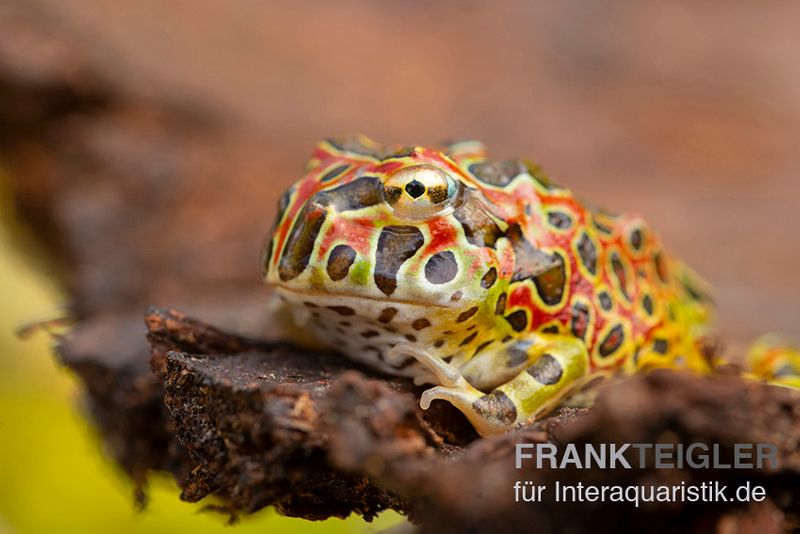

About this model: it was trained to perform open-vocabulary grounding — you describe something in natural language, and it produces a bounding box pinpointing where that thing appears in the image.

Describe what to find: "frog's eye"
[382,165,460,219]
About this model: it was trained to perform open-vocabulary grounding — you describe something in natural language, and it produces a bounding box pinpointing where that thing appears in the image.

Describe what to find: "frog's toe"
[420,385,481,410]
[420,385,518,436]
[387,344,464,388]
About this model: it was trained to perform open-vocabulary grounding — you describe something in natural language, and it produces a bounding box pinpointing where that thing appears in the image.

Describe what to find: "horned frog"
[262,135,800,436]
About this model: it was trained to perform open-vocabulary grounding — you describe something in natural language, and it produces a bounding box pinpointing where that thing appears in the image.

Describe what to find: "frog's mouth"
[274,285,456,310]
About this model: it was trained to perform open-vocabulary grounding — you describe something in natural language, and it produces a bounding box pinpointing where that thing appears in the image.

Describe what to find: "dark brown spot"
[412,318,431,330]
[504,225,568,305]
[375,225,425,295]
[303,301,318,308]
[611,252,631,301]
[472,391,517,426]
[655,252,669,283]
[495,293,507,315]
[425,251,458,285]
[460,331,478,346]
[576,232,597,275]
[505,224,562,284]
[547,211,573,229]
[507,340,532,367]
[451,290,463,302]
[275,187,293,226]
[326,244,357,281]
[504,310,528,332]
[643,295,654,315]
[502,335,513,343]
[598,291,613,311]
[571,301,591,340]
[328,306,355,316]
[467,324,477,331]
[653,338,668,354]
[453,188,504,248]
[468,159,525,187]
[457,306,479,323]
[540,325,560,334]
[473,340,494,356]
[361,330,379,338]
[434,339,445,348]
[481,267,498,289]
[599,324,624,357]
[630,228,644,250]
[278,203,327,281]
[533,252,567,306]
[378,307,398,323]
[527,354,563,385]
[314,176,384,212]
[405,334,417,342]
[319,163,350,183]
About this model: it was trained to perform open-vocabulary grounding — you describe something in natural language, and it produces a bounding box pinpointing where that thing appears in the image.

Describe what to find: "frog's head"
[262,136,521,325]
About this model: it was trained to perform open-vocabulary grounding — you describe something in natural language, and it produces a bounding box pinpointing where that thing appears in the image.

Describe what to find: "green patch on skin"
[454,247,489,287]
[309,266,327,290]
[350,260,371,286]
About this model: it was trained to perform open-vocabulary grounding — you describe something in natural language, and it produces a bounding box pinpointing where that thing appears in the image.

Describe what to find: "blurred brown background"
[11,0,796,343]
[1,1,799,531]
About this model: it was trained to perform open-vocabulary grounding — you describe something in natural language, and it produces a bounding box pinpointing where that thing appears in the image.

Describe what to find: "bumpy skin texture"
[263,135,719,435]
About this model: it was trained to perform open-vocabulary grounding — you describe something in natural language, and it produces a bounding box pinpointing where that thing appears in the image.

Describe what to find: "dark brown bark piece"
[4,2,800,531]
[140,309,800,531]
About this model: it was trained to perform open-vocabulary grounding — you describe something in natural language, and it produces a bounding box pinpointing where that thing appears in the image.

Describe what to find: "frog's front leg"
[389,334,591,436]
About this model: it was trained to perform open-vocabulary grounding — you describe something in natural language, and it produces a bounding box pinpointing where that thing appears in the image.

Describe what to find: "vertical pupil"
[405,180,426,198]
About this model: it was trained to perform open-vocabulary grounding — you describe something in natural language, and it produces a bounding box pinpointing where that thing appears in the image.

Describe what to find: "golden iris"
[383,165,459,219]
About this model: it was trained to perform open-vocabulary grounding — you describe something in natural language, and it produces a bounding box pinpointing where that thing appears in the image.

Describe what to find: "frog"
[262,134,800,436]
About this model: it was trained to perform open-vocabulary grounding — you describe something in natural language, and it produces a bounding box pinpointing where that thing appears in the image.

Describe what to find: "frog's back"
[446,144,716,374]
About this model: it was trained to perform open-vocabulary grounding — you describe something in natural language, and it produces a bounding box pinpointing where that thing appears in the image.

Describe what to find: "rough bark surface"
[4,1,800,532]
[87,306,800,532]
